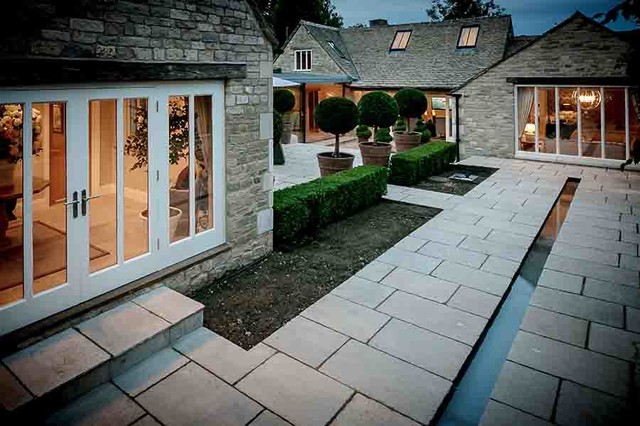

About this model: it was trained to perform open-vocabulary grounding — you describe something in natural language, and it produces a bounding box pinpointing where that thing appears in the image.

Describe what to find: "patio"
[2,155,639,425]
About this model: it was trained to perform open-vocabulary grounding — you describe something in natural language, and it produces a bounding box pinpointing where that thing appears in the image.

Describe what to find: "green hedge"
[388,141,456,186]
[274,165,388,242]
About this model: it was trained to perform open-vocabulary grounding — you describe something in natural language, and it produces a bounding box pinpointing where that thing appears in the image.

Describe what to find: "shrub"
[273,111,285,165]
[273,89,295,114]
[375,127,393,143]
[394,89,428,132]
[357,91,399,142]
[315,97,359,156]
[414,118,432,143]
[356,124,372,139]
[394,117,407,132]
[274,165,388,242]
[388,141,456,186]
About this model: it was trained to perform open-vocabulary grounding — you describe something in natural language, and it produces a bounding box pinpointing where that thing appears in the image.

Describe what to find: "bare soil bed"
[190,200,439,349]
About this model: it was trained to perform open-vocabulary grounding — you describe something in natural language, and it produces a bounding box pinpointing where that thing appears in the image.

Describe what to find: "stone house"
[0,0,276,336]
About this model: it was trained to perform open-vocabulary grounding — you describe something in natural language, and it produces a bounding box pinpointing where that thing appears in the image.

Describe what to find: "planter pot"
[394,132,422,152]
[0,159,16,187]
[282,113,293,144]
[317,152,354,177]
[357,136,370,143]
[359,142,392,167]
[140,207,182,238]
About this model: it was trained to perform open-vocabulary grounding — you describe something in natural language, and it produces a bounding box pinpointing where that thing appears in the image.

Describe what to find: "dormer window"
[390,30,412,51]
[294,50,312,71]
[457,26,479,48]
[327,41,346,59]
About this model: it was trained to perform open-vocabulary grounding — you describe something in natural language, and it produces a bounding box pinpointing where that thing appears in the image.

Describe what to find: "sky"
[332,0,639,35]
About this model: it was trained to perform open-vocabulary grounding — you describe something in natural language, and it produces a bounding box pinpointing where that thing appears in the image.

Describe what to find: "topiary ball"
[273,89,295,114]
[375,127,393,143]
[315,97,359,136]
[356,124,372,138]
[394,88,427,119]
[357,91,399,129]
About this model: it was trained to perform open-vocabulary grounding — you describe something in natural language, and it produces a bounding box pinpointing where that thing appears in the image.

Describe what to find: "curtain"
[517,87,535,139]
[194,96,213,230]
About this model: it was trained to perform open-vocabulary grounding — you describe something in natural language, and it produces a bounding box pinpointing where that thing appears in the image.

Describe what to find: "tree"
[426,0,505,21]
[268,0,343,46]
[594,0,639,25]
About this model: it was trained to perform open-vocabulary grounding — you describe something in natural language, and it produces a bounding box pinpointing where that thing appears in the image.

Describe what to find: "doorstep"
[0,286,203,420]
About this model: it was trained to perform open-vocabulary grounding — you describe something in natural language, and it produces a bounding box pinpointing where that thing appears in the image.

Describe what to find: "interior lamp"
[524,123,536,135]
[572,89,601,110]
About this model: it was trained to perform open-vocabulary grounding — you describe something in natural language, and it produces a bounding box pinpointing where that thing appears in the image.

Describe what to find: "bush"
[414,118,432,143]
[394,117,407,132]
[375,127,393,143]
[388,141,456,186]
[273,111,283,144]
[357,91,399,136]
[274,165,388,242]
[274,89,295,114]
[394,89,428,131]
[315,97,359,156]
[356,124,372,139]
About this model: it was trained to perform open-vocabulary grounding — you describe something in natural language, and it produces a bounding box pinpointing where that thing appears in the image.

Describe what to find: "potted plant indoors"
[0,104,43,186]
[273,110,285,165]
[394,88,428,152]
[274,89,296,144]
[357,91,399,166]
[356,124,372,143]
[315,97,359,176]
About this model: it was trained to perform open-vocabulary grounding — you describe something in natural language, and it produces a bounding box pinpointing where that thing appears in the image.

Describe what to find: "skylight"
[390,30,412,51]
[458,26,479,48]
[327,40,346,59]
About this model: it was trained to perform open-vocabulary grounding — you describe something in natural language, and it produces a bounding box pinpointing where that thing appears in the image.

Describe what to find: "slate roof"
[506,35,537,56]
[294,15,513,90]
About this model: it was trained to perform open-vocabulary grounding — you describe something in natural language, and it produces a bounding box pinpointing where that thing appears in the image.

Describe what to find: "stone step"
[0,286,203,421]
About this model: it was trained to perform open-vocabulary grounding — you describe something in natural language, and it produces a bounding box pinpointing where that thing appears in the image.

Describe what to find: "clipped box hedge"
[274,165,388,242]
[388,141,456,186]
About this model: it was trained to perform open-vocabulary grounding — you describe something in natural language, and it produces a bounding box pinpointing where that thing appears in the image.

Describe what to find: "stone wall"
[3,0,274,294]
[273,24,345,75]
[454,14,631,158]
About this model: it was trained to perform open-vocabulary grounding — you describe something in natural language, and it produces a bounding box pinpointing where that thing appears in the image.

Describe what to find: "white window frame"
[294,50,312,72]
[514,84,633,168]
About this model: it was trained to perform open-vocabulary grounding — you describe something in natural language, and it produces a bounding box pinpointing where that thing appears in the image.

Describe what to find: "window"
[294,50,312,71]
[457,26,479,48]
[390,30,412,51]
[327,41,346,58]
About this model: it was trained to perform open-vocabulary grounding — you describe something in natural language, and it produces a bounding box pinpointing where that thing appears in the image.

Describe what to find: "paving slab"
[537,269,583,294]
[545,254,638,286]
[425,218,493,238]
[507,331,629,397]
[173,327,275,384]
[377,291,486,345]
[520,306,588,347]
[410,226,466,246]
[131,415,162,426]
[491,361,559,420]
[551,241,619,267]
[301,294,389,342]
[479,400,552,426]
[446,286,501,319]
[133,286,203,324]
[0,363,33,411]
[560,221,621,241]
[628,307,640,333]
[76,302,170,356]
[418,241,487,268]
[376,248,442,275]
[237,353,353,426]
[459,236,528,262]
[369,318,471,380]
[555,381,629,426]
[250,410,291,426]
[320,340,450,424]
[113,348,189,397]
[330,393,419,426]
[380,267,459,303]
[138,362,261,426]
[530,286,624,327]
[432,261,511,296]
[480,256,520,278]
[46,382,145,426]
[3,328,110,397]
[588,322,640,361]
[583,278,640,309]
[355,261,395,282]
[331,276,395,308]
[485,230,534,248]
[264,316,348,368]
[394,236,427,252]
[438,209,482,225]
[620,254,640,271]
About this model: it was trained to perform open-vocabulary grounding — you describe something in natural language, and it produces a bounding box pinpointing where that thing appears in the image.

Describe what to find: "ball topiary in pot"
[414,118,432,144]
[357,91,399,166]
[356,124,372,143]
[273,111,285,165]
[274,89,296,144]
[375,127,393,143]
[394,88,428,152]
[315,97,359,176]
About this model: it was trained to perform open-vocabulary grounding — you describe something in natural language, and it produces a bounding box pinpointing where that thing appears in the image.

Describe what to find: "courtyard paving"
[7,148,638,425]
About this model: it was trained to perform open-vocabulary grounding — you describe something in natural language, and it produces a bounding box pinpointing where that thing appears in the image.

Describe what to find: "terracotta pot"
[394,132,422,152]
[359,142,392,167]
[317,152,354,177]
[357,136,370,143]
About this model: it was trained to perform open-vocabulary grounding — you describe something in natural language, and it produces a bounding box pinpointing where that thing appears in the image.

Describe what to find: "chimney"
[369,19,388,27]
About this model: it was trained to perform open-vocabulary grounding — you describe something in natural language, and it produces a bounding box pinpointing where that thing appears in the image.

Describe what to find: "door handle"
[64,191,79,218]
[81,190,102,216]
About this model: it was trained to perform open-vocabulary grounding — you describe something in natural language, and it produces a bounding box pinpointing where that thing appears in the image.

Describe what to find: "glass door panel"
[168,95,190,243]
[195,95,213,234]
[536,88,556,154]
[558,88,578,156]
[578,88,602,158]
[604,88,626,160]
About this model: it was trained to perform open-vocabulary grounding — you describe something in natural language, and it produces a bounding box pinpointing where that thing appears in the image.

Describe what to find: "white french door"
[0,82,225,335]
